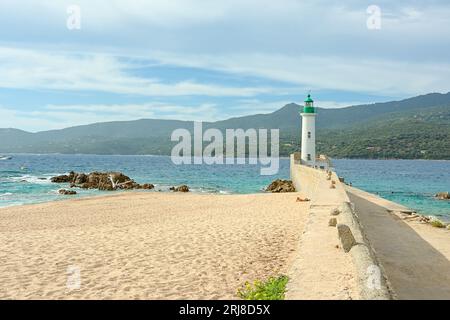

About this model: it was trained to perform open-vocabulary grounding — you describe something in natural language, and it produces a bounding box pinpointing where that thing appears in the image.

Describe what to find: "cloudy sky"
[1,0,449,131]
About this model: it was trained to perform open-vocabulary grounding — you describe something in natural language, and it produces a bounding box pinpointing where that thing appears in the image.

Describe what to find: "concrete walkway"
[286,169,359,299]
[347,186,450,300]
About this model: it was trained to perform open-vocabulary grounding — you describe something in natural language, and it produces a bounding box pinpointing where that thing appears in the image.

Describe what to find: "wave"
[0,192,13,197]
[7,175,52,185]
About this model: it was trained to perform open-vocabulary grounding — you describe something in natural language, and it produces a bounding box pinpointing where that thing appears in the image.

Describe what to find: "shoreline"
[2,184,447,221]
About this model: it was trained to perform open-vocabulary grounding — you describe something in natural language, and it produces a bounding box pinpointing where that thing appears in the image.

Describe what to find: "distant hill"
[1,92,449,159]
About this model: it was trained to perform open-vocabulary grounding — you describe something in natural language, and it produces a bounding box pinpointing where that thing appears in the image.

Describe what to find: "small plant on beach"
[237,275,288,300]
[430,218,446,228]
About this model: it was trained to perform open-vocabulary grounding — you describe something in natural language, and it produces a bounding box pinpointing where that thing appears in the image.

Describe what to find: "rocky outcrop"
[266,179,295,193]
[435,192,450,200]
[170,185,190,192]
[58,189,77,195]
[51,171,154,191]
[51,175,72,183]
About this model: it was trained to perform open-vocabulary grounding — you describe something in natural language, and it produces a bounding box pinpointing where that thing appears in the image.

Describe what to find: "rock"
[51,171,146,192]
[172,185,189,192]
[51,175,71,183]
[330,184,336,189]
[447,224,450,230]
[74,173,88,184]
[435,192,450,200]
[58,189,77,195]
[337,224,357,253]
[330,208,340,216]
[329,218,337,227]
[142,184,154,190]
[266,179,295,193]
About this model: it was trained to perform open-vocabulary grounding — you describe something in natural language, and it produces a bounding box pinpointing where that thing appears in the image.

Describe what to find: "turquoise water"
[0,154,448,220]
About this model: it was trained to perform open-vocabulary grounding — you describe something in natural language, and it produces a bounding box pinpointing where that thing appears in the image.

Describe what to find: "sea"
[0,154,449,221]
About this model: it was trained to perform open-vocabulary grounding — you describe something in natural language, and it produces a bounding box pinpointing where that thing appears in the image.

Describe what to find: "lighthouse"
[300,93,316,166]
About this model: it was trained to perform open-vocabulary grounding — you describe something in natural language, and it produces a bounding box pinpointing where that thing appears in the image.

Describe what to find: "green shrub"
[430,219,446,228]
[237,275,289,300]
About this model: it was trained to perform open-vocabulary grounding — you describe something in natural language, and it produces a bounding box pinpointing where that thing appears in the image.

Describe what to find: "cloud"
[0,47,274,97]
[145,51,450,96]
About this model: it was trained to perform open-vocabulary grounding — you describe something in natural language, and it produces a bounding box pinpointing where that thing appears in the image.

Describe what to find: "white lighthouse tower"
[300,93,317,167]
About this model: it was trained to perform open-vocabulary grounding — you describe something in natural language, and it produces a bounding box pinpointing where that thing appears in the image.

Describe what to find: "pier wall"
[288,154,393,300]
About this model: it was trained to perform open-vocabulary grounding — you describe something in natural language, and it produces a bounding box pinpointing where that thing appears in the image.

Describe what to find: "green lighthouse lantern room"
[303,93,315,113]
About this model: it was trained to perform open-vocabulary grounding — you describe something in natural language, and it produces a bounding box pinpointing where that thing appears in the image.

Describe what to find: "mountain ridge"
[1,92,449,159]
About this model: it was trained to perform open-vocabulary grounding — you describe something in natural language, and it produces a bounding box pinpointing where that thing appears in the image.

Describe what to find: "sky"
[0,0,449,132]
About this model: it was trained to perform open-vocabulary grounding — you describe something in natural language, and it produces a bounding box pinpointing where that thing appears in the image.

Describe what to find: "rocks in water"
[435,192,450,200]
[58,189,77,195]
[337,224,357,253]
[51,175,72,183]
[171,185,190,192]
[266,179,295,193]
[51,171,154,191]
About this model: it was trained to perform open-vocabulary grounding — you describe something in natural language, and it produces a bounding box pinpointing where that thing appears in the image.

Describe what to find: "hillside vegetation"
[1,92,449,159]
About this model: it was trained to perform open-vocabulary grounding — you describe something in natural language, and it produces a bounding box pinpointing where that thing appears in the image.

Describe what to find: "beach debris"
[266,179,295,193]
[51,171,154,191]
[330,208,341,216]
[58,189,77,195]
[337,224,357,253]
[170,185,190,192]
[296,197,310,202]
[329,218,337,227]
[435,192,450,200]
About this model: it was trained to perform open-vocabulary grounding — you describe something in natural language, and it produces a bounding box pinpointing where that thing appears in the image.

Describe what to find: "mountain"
[1,92,450,159]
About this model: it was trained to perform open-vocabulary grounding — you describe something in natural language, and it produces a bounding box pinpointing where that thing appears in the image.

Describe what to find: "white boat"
[0,156,12,160]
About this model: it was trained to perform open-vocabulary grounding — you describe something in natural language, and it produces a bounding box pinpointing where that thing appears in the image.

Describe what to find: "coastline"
[0,183,448,299]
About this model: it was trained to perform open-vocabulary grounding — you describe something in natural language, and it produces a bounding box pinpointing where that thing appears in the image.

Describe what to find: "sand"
[0,192,309,300]
[346,186,450,300]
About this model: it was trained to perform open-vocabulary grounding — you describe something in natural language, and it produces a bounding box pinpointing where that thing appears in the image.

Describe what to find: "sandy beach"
[0,192,309,299]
